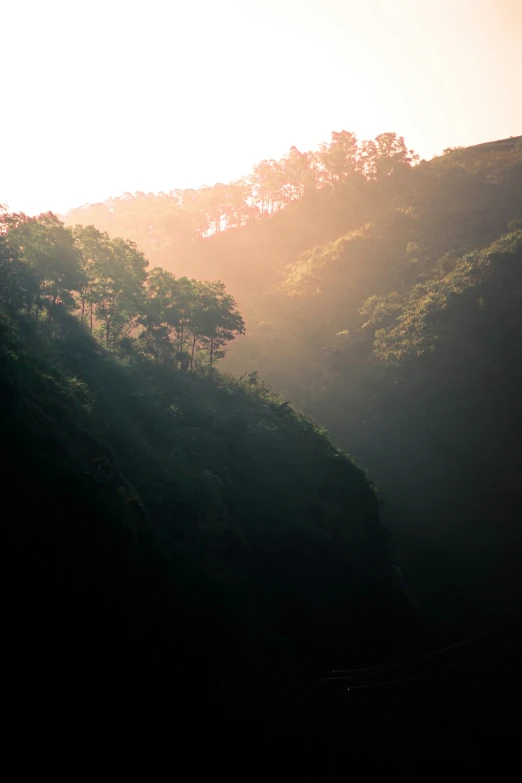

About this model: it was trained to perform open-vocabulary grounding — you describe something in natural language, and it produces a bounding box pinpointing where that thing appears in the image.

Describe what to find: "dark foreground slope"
[0,308,419,751]
[46,136,522,770]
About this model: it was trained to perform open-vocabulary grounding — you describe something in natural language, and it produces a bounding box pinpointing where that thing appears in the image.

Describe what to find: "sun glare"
[2,0,521,215]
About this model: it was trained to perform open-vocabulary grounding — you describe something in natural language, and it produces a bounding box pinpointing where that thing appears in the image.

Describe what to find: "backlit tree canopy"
[0,208,244,370]
[65,130,419,244]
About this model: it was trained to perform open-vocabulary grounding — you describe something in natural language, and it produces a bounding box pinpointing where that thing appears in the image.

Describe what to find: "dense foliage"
[0,211,418,742]
[65,132,522,637]
[223,134,522,631]
[65,130,417,245]
[5,129,522,752]
[62,131,419,311]
[1,209,244,368]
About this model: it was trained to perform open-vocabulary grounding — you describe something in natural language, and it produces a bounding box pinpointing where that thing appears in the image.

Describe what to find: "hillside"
[0,228,419,747]
[224,136,522,632]
[63,132,522,637]
[63,130,419,308]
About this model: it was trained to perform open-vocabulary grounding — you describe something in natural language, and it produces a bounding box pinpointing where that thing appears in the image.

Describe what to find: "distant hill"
[221,135,522,633]
[465,134,522,152]
[62,130,420,308]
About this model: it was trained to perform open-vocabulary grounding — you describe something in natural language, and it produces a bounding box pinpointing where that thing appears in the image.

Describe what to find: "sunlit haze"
[3,0,521,215]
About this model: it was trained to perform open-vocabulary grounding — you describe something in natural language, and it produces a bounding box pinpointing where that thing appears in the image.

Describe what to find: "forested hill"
[63,131,419,305]
[0,211,419,746]
[62,133,521,316]
[226,134,522,634]
[63,130,522,635]
[225,134,522,630]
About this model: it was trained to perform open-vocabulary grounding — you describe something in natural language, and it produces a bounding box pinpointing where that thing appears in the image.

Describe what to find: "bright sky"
[2,0,521,215]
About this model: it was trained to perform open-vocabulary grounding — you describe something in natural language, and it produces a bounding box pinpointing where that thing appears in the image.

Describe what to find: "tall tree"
[250,159,286,216]
[73,224,112,330]
[94,237,148,348]
[194,280,245,367]
[367,133,419,179]
[0,208,40,315]
[138,268,174,364]
[280,146,315,203]
[5,212,82,319]
[315,131,361,187]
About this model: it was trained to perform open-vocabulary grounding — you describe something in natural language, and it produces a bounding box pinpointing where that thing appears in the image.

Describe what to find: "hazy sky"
[2,0,521,215]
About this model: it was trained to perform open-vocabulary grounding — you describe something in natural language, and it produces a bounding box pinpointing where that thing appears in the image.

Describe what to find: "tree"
[73,224,112,331]
[94,237,148,348]
[170,276,199,372]
[139,270,199,372]
[139,272,245,373]
[315,131,361,187]
[220,180,252,230]
[194,281,245,367]
[280,146,316,203]
[5,212,82,320]
[250,159,285,216]
[0,208,40,315]
[367,133,419,179]
[138,267,180,365]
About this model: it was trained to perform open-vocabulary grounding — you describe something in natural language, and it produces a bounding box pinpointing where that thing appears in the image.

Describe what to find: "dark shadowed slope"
[0,305,420,749]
